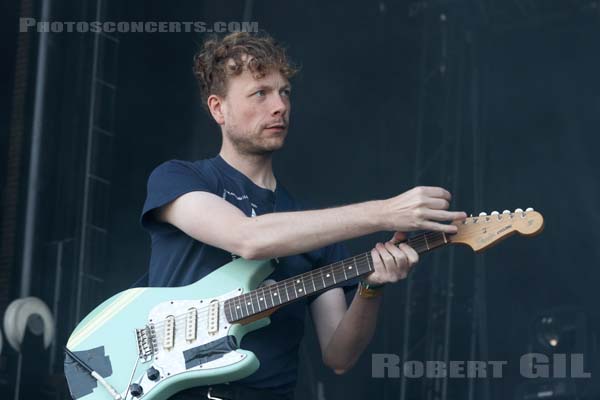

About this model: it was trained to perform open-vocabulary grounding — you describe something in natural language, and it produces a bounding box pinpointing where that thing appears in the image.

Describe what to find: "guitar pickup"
[163,315,175,350]
[186,307,197,341]
[207,300,219,335]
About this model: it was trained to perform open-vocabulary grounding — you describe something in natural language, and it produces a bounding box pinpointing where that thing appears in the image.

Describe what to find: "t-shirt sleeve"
[140,160,217,234]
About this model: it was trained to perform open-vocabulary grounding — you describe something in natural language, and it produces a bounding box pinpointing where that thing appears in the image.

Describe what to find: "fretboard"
[224,230,449,323]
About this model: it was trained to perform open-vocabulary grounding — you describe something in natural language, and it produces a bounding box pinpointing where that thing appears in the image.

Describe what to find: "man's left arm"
[310,232,419,374]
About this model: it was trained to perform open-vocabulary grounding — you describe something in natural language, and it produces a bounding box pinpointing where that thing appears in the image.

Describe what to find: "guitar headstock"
[450,208,545,252]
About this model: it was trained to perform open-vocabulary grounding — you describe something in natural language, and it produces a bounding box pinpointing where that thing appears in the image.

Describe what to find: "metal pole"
[75,0,103,321]
[20,0,52,298]
[400,10,431,400]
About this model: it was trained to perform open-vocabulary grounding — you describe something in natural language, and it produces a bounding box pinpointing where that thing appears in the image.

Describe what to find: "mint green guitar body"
[65,258,275,400]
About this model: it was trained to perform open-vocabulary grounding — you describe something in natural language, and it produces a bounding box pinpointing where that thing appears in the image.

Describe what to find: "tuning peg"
[502,210,511,214]
[479,212,487,217]
[525,207,534,212]
[491,211,499,216]
[515,208,523,213]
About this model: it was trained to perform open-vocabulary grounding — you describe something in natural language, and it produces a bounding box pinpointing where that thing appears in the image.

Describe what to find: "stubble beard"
[224,126,286,157]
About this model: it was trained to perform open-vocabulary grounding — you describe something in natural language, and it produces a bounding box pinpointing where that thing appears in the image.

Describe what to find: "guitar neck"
[224,231,450,323]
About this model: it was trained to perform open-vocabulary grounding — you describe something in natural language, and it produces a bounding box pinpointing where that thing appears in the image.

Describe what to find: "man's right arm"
[156,186,466,260]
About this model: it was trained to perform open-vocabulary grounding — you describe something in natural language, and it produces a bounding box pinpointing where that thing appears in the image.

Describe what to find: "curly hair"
[193,31,298,112]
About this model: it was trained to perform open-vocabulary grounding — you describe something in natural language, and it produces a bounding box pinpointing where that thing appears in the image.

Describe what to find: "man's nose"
[270,93,288,116]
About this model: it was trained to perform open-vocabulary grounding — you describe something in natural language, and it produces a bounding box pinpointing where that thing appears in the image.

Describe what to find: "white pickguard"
[128,289,246,398]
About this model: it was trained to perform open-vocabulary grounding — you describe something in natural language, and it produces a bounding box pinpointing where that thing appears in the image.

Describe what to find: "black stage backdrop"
[0,1,599,399]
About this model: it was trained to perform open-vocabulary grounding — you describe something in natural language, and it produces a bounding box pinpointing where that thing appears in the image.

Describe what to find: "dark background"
[1,0,600,399]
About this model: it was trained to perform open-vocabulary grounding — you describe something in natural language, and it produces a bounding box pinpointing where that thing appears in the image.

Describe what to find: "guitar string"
[155,213,536,334]
[151,250,378,343]
[146,231,448,334]
[146,232,448,332]
[141,215,532,340]
[151,216,538,345]
[144,213,536,346]
[147,235,433,332]
[148,252,377,334]
[151,235,447,344]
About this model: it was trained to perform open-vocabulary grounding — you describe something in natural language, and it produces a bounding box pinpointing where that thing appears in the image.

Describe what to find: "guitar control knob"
[147,367,160,381]
[479,212,487,217]
[130,384,144,397]
[502,210,510,214]
[491,211,499,216]
[515,208,524,213]
[525,207,534,212]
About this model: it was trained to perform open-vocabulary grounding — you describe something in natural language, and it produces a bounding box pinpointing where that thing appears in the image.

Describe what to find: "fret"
[423,234,435,251]
[239,296,246,319]
[259,288,269,309]
[237,295,243,317]
[252,291,261,312]
[247,294,255,315]
[227,297,238,320]
[238,295,245,316]
[367,253,375,272]
[227,301,234,321]
[225,300,231,321]
[244,292,255,316]
[268,286,275,307]
[422,234,433,249]
[275,284,283,305]
[224,301,230,321]
[239,295,245,317]
[351,258,357,275]
[263,287,271,308]
[428,234,436,249]
[325,268,335,287]
[321,269,330,290]
[289,280,297,300]
[234,297,242,320]
[225,230,456,321]
[365,254,374,274]
[352,257,361,276]
[296,278,306,298]
[353,257,362,277]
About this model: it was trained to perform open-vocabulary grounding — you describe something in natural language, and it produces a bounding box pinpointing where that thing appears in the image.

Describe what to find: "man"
[141,31,466,400]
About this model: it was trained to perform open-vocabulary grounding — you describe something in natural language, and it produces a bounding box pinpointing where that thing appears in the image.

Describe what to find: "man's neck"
[219,147,277,191]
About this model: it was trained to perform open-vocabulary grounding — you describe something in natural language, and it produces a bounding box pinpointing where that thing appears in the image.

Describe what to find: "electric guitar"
[64,208,544,400]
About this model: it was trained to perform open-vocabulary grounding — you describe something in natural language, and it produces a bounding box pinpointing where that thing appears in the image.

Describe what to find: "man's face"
[219,66,291,156]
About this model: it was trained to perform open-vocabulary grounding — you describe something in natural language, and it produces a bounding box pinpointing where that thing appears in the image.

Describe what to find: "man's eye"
[281,89,291,97]
[254,90,265,97]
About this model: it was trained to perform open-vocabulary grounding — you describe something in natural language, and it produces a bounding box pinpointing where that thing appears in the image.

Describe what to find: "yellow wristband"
[358,279,385,299]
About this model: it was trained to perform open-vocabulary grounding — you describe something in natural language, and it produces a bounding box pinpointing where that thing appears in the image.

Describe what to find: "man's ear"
[207,94,225,125]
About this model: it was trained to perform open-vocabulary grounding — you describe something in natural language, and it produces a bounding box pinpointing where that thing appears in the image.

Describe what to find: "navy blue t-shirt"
[140,155,356,394]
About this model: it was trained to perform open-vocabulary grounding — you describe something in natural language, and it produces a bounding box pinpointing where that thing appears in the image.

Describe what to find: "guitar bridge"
[135,324,157,361]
